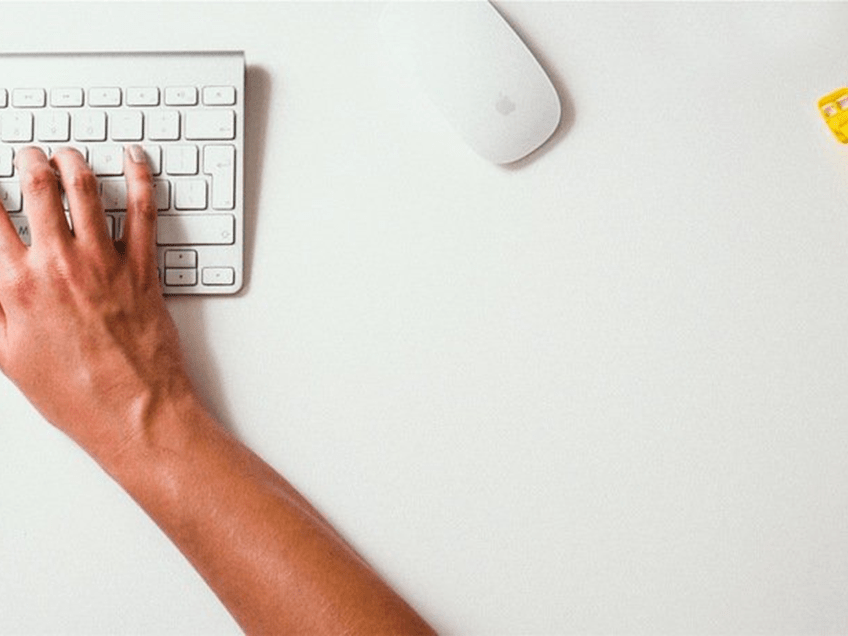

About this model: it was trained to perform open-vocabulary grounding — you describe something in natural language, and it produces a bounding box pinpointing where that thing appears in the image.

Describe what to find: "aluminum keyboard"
[0,51,245,295]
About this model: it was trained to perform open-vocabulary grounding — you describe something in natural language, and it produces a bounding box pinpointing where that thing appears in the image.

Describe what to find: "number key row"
[0,86,236,109]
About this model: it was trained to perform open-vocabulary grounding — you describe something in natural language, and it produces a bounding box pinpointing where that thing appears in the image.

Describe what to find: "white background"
[2,2,848,634]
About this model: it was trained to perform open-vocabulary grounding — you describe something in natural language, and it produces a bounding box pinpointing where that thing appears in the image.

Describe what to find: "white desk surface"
[2,2,848,634]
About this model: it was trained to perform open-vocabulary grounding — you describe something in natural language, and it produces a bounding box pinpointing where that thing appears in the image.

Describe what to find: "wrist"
[92,380,211,490]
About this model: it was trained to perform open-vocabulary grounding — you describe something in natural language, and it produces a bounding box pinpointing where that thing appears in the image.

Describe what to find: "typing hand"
[0,145,193,463]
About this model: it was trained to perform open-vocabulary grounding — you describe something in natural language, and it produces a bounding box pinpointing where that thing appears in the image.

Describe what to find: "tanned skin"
[0,145,435,635]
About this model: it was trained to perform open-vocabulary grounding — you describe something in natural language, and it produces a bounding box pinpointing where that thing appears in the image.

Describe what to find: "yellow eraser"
[818,88,848,143]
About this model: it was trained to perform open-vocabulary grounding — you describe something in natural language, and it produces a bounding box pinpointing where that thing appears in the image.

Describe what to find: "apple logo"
[496,93,516,116]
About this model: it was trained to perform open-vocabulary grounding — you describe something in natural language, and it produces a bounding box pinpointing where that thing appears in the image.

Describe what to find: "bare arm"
[0,145,435,635]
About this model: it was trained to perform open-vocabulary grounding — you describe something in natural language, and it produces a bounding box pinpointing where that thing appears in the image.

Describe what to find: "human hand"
[0,145,194,465]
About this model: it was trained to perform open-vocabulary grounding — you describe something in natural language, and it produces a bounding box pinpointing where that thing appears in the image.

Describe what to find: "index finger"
[121,145,158,277]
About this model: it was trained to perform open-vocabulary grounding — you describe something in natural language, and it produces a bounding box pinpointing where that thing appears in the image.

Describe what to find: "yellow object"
[818,88,848,143]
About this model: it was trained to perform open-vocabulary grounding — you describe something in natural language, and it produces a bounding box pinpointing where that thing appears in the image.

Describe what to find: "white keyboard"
[0,51,245,295]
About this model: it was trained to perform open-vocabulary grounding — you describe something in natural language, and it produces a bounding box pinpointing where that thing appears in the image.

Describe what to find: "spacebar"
[157,214,235,245]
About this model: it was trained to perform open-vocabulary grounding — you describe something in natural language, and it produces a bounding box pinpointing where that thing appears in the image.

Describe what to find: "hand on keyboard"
[0,145,194,460]
[0,51,245,294]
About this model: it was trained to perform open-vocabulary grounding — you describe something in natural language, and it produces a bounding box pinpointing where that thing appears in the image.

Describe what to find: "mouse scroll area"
[379,1,562,165]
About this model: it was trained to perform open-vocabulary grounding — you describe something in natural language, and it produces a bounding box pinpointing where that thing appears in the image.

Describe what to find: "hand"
[0,145,193,464]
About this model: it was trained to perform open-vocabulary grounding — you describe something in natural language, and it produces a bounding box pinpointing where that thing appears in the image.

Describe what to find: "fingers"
[6,145,158,282]
[122,145,158,275]
[16,146,70,246]
[50,147,111,249]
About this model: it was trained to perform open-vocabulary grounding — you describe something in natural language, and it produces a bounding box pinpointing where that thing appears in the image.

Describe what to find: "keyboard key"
[202,267,236,286]
[141,144,162,175]
[0,147,13,177]
[165,249,198,268]
[203,86,236,106]
[89,87,121,107]
[157,214,235,245]
[110,110,143,141]
[175,179,207,209]
[126,87,159,106]
[91,145,124,175]
[12,88,46,108]
[152,179,170,210]
[165,145,199,175]
[10,216,30,244]
[74,111,107,141]
[0,89,7,108]
[107,179,168,213]
[165,86,198,106]
[100,178,128,210]
[203,144,236,210]
[147,110,180,140]
[1,111,33,142]
[111,213,125,240]
[165,268,198,286]
[185,110,235,140]
[51,88,84,107]
[0,180,22,212]
[36,111,71,142]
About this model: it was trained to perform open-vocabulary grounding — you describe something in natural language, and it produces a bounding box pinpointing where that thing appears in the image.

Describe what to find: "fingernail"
[126,144,147,165]
[54,145,82,157]
[14,145,39,169]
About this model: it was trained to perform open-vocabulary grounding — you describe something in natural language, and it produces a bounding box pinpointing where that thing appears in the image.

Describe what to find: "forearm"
[0,147,434,634]
[102,393,434,635]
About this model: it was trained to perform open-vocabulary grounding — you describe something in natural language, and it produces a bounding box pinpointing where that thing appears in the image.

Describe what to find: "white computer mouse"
[379,0,562,165]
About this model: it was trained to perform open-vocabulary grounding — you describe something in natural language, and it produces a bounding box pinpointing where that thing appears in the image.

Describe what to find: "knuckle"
[20,163,57,194]
[127,184,156,218]
[2,268,36,309]
[128,166,154,188]
[133,196,157,219]
[66,168,99,196]
[42,249,73,281]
